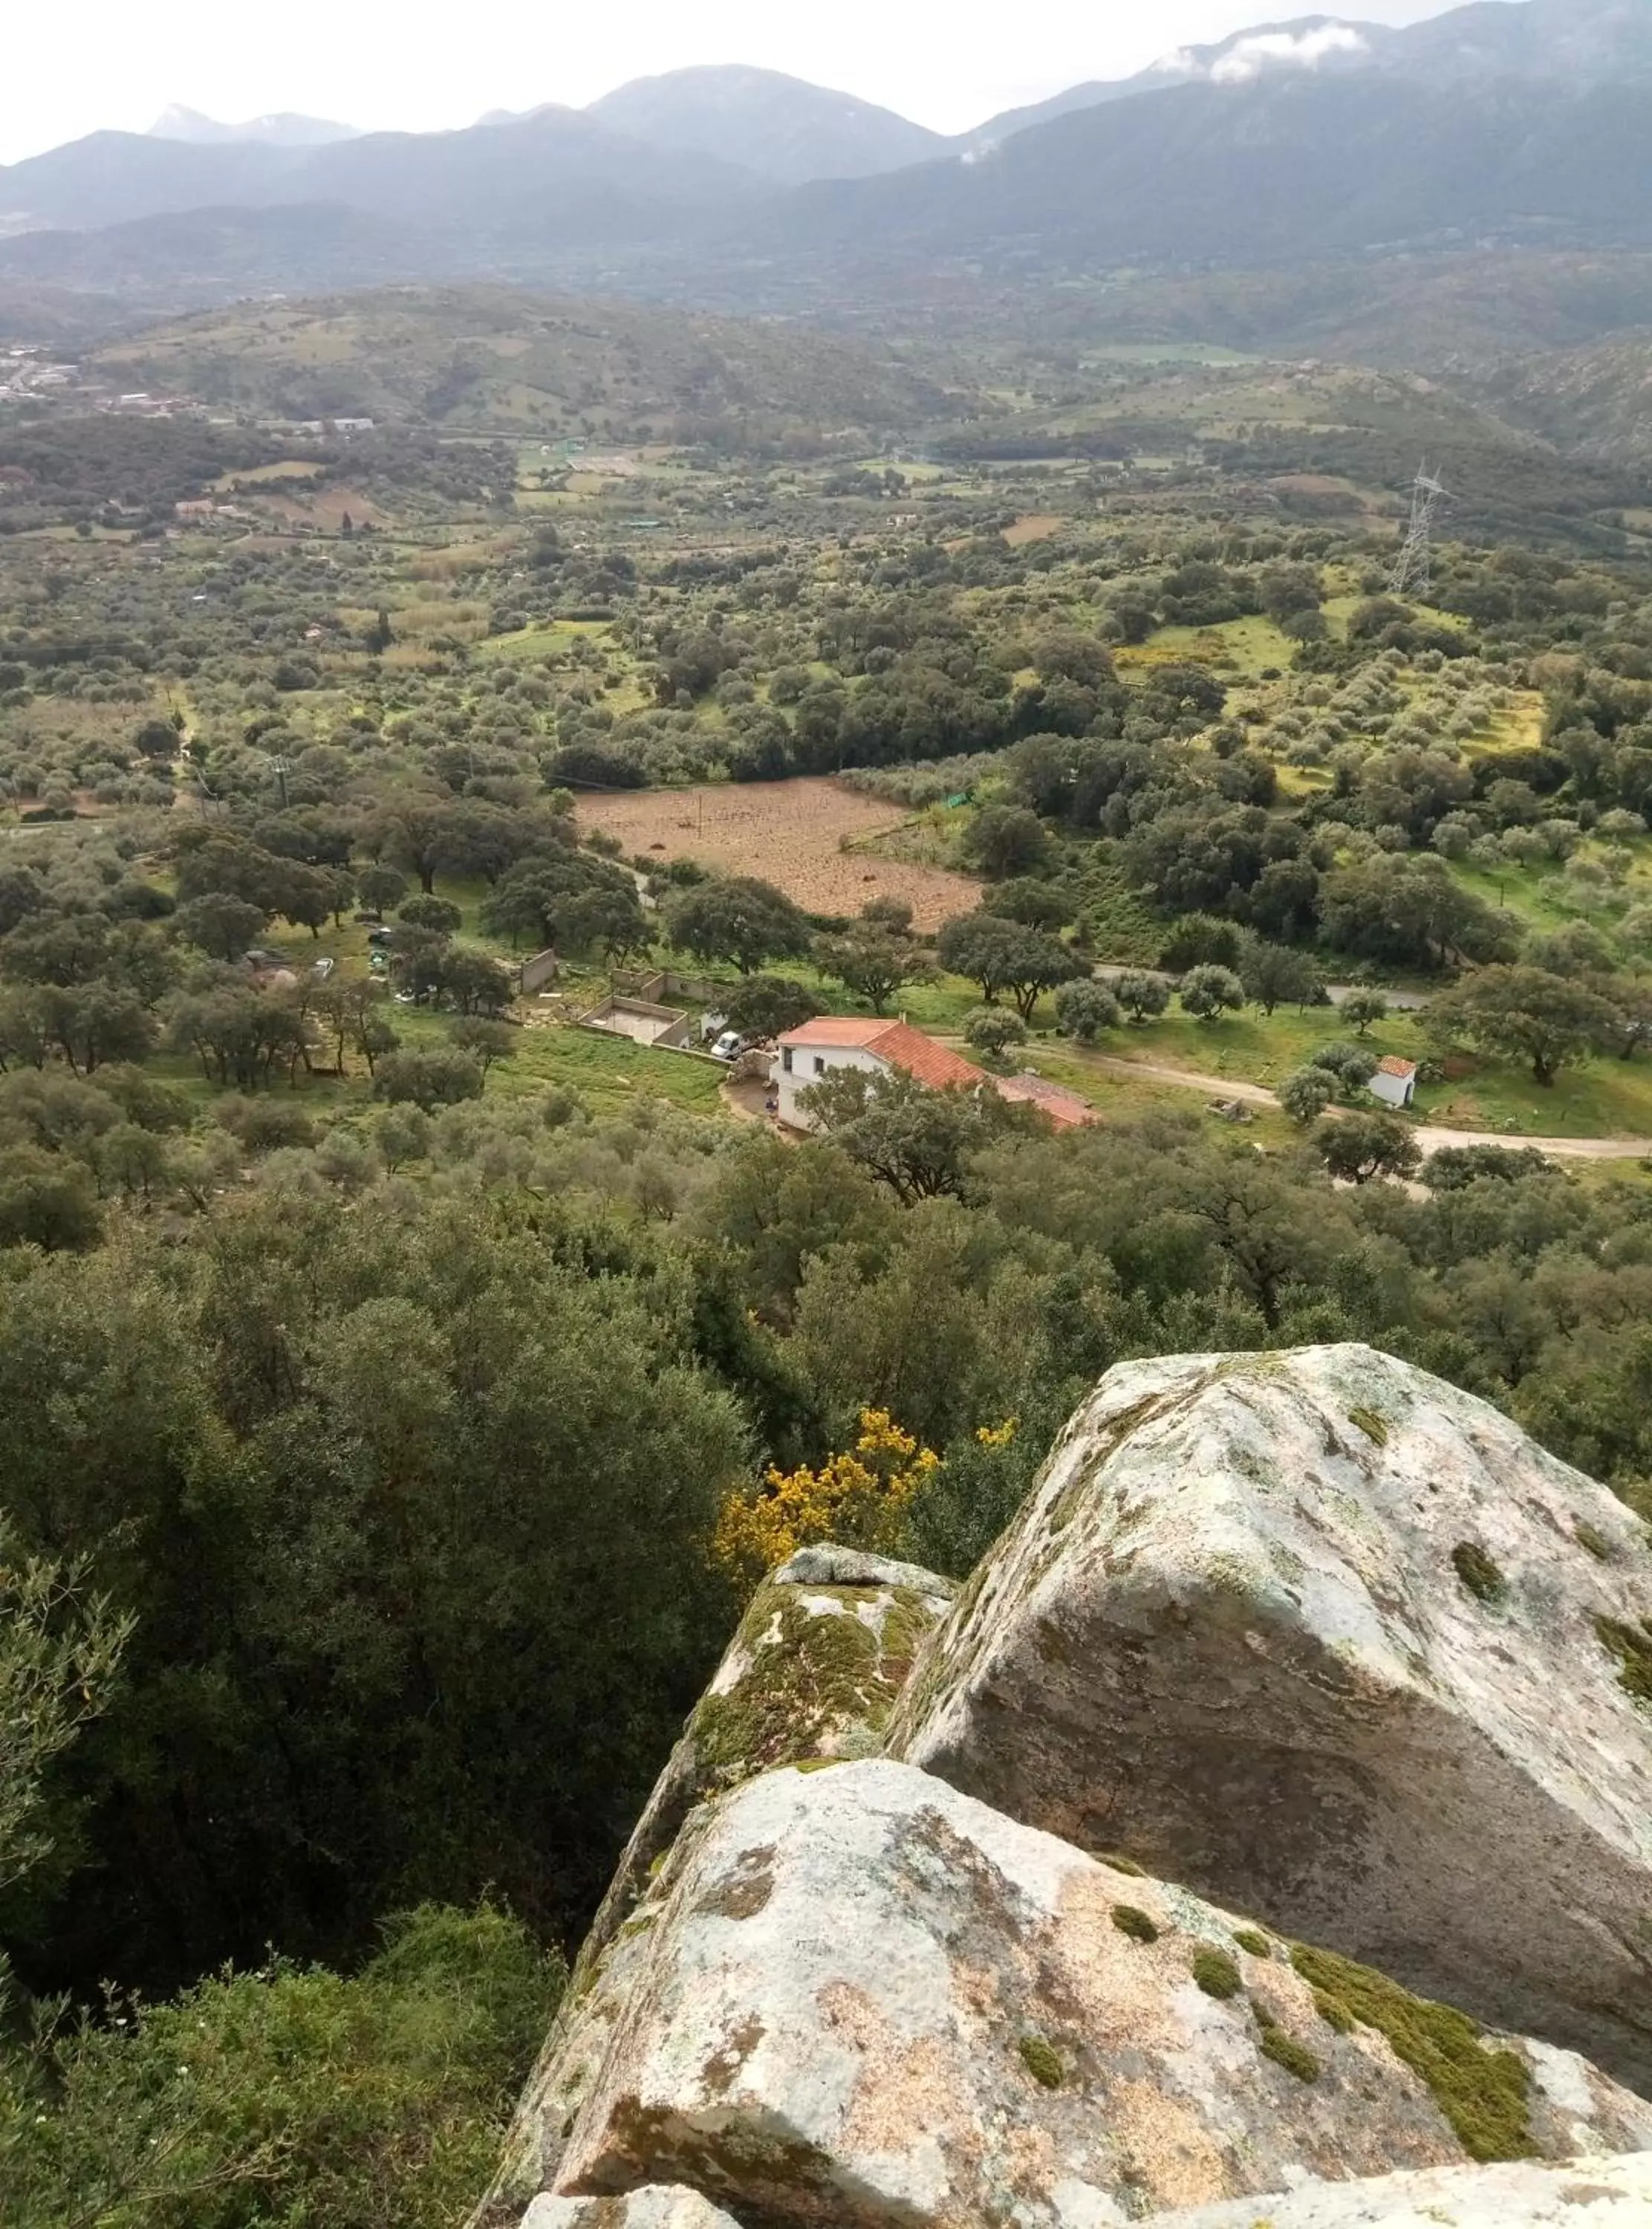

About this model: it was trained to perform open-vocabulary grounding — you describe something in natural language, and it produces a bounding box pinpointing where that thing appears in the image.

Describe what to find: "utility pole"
[1389,463,1448,600]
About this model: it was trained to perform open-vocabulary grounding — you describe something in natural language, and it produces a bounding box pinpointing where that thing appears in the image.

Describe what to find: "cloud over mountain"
[1209,24,1372,82]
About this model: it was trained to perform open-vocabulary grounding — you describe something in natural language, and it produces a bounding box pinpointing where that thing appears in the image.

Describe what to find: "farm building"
[995,1071,1099,1130]
[1369,1057,1419,1111]
[773,1016,1096,1132]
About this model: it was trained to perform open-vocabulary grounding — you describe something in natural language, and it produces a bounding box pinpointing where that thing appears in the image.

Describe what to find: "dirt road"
[1087,1053,1652,1161]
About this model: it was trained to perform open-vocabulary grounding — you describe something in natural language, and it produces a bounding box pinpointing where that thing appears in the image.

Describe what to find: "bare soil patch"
[573,777,978,931]
[1003,513,1062,546]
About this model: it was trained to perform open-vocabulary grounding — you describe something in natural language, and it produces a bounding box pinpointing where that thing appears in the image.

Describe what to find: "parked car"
[312,956,335,980]
[365,926,396,948]
[710,1030,746,1062]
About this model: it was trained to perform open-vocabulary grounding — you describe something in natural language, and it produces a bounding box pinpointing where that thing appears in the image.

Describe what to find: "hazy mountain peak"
[584,63,946,183]
[147,106,360,149]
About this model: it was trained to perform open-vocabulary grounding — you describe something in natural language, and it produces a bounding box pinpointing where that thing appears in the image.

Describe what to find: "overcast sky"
[4,0,1465,164]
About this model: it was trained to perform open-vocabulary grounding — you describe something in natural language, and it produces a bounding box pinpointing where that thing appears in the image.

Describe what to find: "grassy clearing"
[1104,1007,1425,1091]
[1125,614,1299,678]
[497,1024,727,1117]
[1451,848,1652,929]
[475,617,619,663]
[1415,1056,1652,1141]
[1013,1041,1296,1147]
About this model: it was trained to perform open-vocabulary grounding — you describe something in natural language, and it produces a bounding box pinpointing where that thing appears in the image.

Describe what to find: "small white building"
[1369,1057,1418,1111]
[772,1016,985,1131]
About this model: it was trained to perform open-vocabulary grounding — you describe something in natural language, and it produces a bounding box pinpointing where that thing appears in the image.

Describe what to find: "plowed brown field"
[572,778,977,932]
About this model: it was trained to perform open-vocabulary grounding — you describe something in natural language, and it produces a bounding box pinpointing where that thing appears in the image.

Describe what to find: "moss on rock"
[1259,2026,1321,2083]
[1111,1904,1160,1943]
[1595,1614,1652,1707]
[1192,1947,1243,1999]
[1232,1928,1275,1959]
[1290,1943,1534,2162]
[1451,1542,1507,1606]
[691,1583,934,1790]
[1017,2033,1064,2089]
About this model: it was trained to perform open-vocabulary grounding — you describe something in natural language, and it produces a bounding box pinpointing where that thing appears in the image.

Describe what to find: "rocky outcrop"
[886,1345,1652,2090]
[485,1347,1652,2229]
[550,1760,1652,2228]
[477,1554,953,2225]
[522,2190,743,2229]
[1160,2152,1652,2225]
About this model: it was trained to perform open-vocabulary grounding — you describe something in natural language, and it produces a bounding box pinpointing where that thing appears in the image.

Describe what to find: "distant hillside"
[87,285,967,436]
[960,0,1652,150]
[779,74,1652,268]
[586,66,945,184]
[0,109,756,238]
[0,206,427,311]
[1004,253,1652,375]
[11,1,1652,337]
[1473,334,1652,463]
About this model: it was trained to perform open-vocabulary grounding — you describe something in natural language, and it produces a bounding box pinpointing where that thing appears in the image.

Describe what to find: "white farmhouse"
[772,1016,1098,1133]
[772,1016,986,1131]
[1369,1056,1418,1111]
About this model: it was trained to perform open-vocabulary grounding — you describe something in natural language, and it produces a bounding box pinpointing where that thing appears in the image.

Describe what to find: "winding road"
[1084,1053,1652,1162]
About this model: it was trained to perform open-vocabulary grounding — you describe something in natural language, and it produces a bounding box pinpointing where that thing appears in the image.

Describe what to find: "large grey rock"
[885,1345,1652,2090]
[1155,2152,1652,2226]
[522,2187,742,2229]
[550,1760,1652,2228]
[473,1566,949,2227]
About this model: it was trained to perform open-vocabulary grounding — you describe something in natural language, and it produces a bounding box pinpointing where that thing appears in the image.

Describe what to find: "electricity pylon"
[1389,463,1447,600]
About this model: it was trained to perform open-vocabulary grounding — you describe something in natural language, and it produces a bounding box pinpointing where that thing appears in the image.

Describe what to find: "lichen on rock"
[885,1343,1652,2091]
[1154,2152,1652,2226]
[522,2187,744,2229]
[544,1762,1652,2228]
[471,1559,952,2228]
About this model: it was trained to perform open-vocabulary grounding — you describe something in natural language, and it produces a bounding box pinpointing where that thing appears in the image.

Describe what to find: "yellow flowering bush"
[714,1409,941,1586]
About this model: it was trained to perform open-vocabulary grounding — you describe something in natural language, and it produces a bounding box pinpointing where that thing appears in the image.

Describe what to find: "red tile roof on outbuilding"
[994,1072,1099,1128]
[1376,1057,1419,1078]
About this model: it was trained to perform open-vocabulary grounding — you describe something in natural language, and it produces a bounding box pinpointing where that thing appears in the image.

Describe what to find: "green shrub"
[1,1903,564,2229]
[1110,1904,1160,1943]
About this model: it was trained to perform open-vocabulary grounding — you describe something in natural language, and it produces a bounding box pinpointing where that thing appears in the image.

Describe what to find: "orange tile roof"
[869,1020,987,1093]
[778,1016,901,1049]
[995,1073,1099,1129]
[1376,1057,1419,1077]
[778,1016,986,1092]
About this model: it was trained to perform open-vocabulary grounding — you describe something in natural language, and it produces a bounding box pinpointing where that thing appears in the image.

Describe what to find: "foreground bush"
[1,1903,564,2229]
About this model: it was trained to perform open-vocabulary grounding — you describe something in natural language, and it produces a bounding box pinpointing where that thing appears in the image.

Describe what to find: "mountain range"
[6,0,1652,319]
[147,107,362,150]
